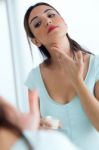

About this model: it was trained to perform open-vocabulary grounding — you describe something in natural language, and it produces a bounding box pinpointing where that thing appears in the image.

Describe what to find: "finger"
[44,121,52,128]
[51,47,68,61]
[78,51,83,64]
[51,47,62,58]
[75,51,83,64]
[28,90,40,115]
[40,117,52,126]
[51,46,75,66]
[28,90,40,130]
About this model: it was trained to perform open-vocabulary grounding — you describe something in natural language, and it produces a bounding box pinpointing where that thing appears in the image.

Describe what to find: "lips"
[48,25,58,33]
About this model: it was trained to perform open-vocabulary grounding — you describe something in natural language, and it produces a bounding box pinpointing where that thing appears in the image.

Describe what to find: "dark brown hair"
[0,104,33,150]
[24,2,93,63]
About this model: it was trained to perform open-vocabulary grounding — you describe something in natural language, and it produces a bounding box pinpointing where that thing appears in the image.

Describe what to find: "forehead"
[28,5,55,23]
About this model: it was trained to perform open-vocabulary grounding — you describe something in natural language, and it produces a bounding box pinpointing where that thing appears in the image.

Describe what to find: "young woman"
[24,2,99,150]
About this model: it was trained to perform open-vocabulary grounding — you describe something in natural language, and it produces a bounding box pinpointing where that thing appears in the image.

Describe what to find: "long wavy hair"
[24,2,93,64]
[0,103,33,150]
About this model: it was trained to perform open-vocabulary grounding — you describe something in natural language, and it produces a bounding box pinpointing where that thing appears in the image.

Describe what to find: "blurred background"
[0,0,99,111]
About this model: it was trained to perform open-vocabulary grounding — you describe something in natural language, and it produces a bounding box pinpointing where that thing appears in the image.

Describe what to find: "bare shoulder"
[83,53,99,101]
[85,53,99,101]
[94,81,99,101]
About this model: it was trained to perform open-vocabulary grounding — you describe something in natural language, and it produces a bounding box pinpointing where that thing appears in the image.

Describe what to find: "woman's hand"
[21,91,61,130]
[51,45,84,87]
[19,90,40,131]
[39,116,61,130]
[17,91,60,131]
[0,90,40,131]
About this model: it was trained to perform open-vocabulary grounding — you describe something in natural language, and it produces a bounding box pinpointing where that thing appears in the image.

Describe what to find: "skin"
[0,128,19,150]
[0,90,40,130]
[0,90,40,150]
[28,5,99,131]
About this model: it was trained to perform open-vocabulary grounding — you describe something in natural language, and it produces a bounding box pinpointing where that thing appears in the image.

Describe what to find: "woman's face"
[28,5,68,47]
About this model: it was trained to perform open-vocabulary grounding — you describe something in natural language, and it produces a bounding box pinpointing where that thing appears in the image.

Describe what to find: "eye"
[48,13,55,18]
[34,21,41,28]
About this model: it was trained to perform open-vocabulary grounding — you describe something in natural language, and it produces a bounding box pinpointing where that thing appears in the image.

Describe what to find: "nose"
[43,17,52,26]
[46,19,52,26]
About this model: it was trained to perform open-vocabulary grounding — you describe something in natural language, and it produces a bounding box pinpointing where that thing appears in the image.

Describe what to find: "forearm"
[74,78,99,131]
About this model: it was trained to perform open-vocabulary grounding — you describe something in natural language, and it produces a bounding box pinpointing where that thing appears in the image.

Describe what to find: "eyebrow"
[30,8,53,24]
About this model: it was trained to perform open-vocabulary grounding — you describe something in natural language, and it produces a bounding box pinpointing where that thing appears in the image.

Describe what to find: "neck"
[46,35,72,68]
[0,128,19,150]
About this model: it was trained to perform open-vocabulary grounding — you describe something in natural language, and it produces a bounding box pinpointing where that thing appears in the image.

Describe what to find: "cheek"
[55,17,67,28]
[53,15,65,25]
[33,28,45,39]
[56,17,67,30]
[55,17,63,23]
[36,29,44,36]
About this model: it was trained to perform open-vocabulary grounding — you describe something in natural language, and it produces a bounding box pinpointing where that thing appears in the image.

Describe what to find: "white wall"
[0,0,16,106]
[0,0,30,110]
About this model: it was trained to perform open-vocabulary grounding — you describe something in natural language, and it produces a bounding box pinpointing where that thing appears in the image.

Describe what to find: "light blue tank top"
[25,55,99,150]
